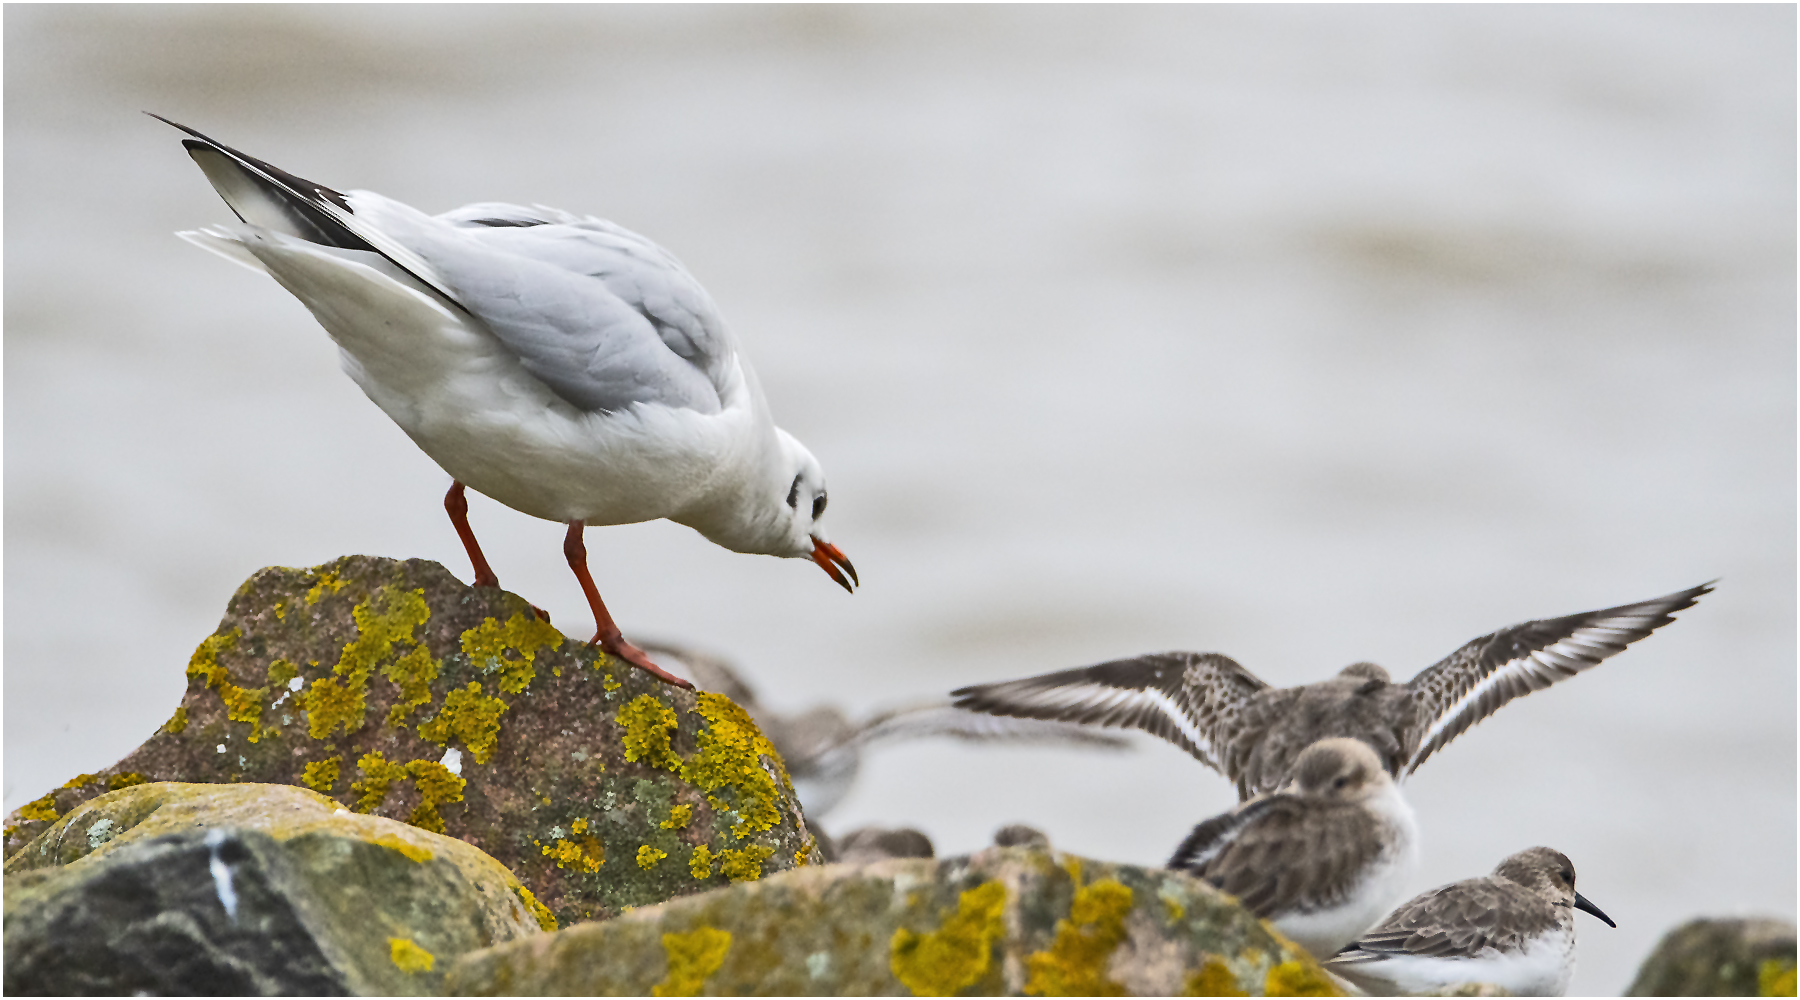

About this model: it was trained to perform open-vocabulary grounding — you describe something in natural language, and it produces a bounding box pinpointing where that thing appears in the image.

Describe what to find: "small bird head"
[773,429,856,593]
[1496,847,1616,927]
[1286,737,1389,801]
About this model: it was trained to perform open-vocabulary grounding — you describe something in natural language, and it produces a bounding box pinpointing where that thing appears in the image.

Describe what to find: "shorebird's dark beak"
[810,537,858,593]
[1574,892,1616,928]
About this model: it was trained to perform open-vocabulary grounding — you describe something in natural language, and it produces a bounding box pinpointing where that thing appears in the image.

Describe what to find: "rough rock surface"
[2,555,820,926]
[3,782,541,995]
[1625,916,1797,997]
[444,844,1345,996]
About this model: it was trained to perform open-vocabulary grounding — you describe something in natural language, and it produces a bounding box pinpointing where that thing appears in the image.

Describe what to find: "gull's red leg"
[445,481,500,588]
[563,520,692,689]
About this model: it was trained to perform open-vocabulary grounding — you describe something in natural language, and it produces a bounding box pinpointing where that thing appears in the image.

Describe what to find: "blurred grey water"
[5,7,1792,993]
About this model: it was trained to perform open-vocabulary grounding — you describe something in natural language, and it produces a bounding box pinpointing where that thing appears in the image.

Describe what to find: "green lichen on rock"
[718,844,775,883]
[389,937,435,974]
[1024,865,1133,996]
[1760,958,1797,996]
[1264,959,1343,997]
[681,691,792,839]
[653,926,732,997]
[516,886,559,932]
[461,613,563,695]
[618,694,683,771]
[418,682,506,763]
[302,756,342,792]
[1185,958,1249,996]
[382,646,440,728]
[891,880,1009,996]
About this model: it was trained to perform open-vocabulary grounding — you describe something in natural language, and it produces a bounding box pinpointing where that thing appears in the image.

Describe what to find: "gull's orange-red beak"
[810,537,858,593]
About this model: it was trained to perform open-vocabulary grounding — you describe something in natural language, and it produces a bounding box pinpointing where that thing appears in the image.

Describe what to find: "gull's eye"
[787,475,801,509]
[812,491,828,521]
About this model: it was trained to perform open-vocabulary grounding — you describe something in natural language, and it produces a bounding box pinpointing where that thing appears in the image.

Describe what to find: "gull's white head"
[772,429,856,592]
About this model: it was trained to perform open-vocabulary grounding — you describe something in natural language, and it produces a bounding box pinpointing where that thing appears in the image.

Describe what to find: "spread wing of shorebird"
[1399,581,1713,775]
[952,583,1712,798]
[950,651,1270,776]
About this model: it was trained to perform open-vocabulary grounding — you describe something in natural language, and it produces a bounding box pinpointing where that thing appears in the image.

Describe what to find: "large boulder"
[444,844,1344,996]
[3,782,542,995]
[1625,917,1797,997]
[2,556,820,927]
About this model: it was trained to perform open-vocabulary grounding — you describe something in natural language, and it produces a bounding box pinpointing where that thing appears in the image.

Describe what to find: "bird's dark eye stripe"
[787,475,801,509]
[812,492,828,520]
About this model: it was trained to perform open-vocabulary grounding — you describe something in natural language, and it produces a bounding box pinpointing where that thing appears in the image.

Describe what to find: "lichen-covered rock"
[443,844,1343,996]
[3,782,541,995]
[1625,917,1797,997]
[1,556,820,926]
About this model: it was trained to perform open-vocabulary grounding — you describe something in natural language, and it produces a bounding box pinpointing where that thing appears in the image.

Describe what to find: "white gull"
[159,116,856,687]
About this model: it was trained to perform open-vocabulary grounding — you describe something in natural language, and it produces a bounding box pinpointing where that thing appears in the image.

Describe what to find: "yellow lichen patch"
[1185,958,1248,997]
[1159,882,1187,924]
[417,682,507,764]
[653,927,732,997]
[382,646,440,728]
[352,751,411,813]
[305,569,347,605]
[302,756,342,792]
[185,630,240,689]
[61,773,99,790]
[618,694,683,772]
[306,588,432,739]
[689,844,715,879]
[460,613,564,695]
[662,803,693,830]
[405,760,467,833]
[164,705,189,734]
[540,835,604,873]
[572,817,590,834]
[1263,960,1341,997]
[108,772,148,791]
[218,680,271,742]
[267,659,298,691]
[16,793,59,823]
[388,937,435,974]
[1760,959,1797,997]
[682,692,791,838]
[1024,878,1134,996]
[304,674,367,741]
[638,845,669,869]
[372,833,433,863]
[602,671,622,692]
[273,598,289,621]
[718,844,775,883]
[516,885,558,932]
[890,880,1009,997]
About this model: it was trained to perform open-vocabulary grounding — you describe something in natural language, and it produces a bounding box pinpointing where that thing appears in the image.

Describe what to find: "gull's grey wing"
[1402,582,1714,775]
[951,652,1270,775]
[161,116,730,417]
[430,203,735,414]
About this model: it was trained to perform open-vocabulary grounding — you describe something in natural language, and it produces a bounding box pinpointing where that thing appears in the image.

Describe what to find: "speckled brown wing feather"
[1175,795,1386,919]
[1226,679,1415,800]
[1402,582,1712,775]
[1330,875,1555,962]
[951,652,1269,775]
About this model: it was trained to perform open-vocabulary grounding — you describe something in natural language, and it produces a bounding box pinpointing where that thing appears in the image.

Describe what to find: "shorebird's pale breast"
[1343,926,1575,997]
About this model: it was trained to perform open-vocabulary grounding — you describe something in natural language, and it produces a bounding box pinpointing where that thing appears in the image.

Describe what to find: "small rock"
[834,826,935,864]
[3,782,541,996]
[1626,916,1797,997]
[444,844,1342,996]
[993,823,1050,849]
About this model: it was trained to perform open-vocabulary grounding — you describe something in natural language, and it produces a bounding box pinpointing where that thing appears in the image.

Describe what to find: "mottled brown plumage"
[1167,739,1419,958]
[1328,847,1614,996]
[953,583,1710,799]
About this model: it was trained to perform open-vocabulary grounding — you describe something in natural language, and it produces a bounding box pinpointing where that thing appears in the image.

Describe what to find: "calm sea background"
[7,7,1793,992]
